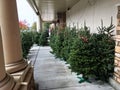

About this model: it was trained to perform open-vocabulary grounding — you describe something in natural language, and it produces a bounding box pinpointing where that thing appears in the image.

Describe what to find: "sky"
[16,0,37,27]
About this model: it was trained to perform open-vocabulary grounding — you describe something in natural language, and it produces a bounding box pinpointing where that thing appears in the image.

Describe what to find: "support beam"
[37,15,42,32]
[0,0,27,73]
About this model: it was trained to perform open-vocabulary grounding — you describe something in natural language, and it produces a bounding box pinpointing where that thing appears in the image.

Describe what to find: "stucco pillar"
[37,15,42,32]
[57,12,66,29]
[0,30,15,90]
[0,0,27,74]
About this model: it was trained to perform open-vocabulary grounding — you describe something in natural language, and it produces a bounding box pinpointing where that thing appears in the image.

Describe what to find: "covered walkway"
[28,45,115,90]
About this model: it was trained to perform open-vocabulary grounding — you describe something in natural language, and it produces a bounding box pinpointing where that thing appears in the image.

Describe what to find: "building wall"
[66,0,120,33]
[114,6,120,85]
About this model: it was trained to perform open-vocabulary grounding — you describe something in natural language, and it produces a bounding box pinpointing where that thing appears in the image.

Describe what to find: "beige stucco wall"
[66,0,120,33]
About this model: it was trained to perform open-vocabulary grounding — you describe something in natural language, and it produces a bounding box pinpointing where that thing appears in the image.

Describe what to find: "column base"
[18,67,35,90]
[0,73,15,90]
[5,59,28,74]
[11,61,35,90]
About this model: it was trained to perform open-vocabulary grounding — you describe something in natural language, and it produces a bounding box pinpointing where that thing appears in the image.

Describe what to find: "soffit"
[28,0,80,21]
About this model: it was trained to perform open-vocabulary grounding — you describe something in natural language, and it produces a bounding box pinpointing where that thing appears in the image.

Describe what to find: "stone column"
[0,30,15,90]
[0,0,27,74]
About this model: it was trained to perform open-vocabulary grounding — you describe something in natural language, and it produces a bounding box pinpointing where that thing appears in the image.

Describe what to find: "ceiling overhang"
[27,0,80,21]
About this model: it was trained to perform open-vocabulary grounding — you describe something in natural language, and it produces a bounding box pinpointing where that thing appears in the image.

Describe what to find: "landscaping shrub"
[93,19,115,81]
[39,30,49,46]
[68,26,93,78]
[50,19,115,82]
[49,29,57,54]
[21,31,34,58]
[32,31,41,45]
[61,27,77,61]
[50,28,64,58]
[21,29,49,58]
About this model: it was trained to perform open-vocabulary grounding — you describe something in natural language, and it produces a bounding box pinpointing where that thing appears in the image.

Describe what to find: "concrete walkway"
[28,45,115,90]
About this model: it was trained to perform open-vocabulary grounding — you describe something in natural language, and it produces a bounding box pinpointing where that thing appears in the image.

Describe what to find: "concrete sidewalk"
[28,45,115,90]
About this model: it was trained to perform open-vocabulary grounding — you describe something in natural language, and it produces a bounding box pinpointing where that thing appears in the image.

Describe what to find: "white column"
[0,30,6,84]
[37,15,42,32]
[0,0,27,73]
[0,30,15,90]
